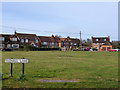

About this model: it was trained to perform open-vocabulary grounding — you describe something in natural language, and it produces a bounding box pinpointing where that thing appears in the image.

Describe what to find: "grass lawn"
[2,51,118,88]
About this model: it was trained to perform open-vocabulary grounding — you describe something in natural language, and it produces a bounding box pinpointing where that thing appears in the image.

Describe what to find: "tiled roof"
[60,38,80,43]
[102,41,112,45]
[92,37,109,43]
[70,38,80,43]
[60,38,66,41]
[38,36,52,42]
[38,36,60,42]
[16,33,38,41]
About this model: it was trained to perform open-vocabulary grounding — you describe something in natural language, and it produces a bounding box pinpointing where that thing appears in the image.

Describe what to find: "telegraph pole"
[80,31,82,50]
[80,31,81,42]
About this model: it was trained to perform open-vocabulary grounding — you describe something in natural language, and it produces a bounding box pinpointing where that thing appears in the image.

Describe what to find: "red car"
[108,49,117,52]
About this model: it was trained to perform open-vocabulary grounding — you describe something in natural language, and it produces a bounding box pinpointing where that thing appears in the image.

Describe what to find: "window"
[12,44,19,48]
[25,39,28,43]
[104,39,106,41]
[31,43,35,46]
[12,38,17,41]
[94,43,98,45]
[52,46,54,48]
[7,44,11,48]
[52,42,54,45]
[0,37,4,41]
[100,43,102,45]
[71,42,73,45]
[36,39,38,43]
[0,44,4,48]
[95,46,98,49]
[36,45,38,48]
[96,39,98,41]
[65,43,69,45]
[43,42,47,45]
[21,39,24,42]
[74,43,77,45]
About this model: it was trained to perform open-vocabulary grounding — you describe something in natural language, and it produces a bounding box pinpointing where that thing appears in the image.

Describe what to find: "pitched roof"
[15,33,38,41]
[70,38,80,43]
[60,37,80,43]
[92,36,110,43]
[102,41,112,45]
[60,38,66,41]
[38,36,52,42]
[38,36,60,42]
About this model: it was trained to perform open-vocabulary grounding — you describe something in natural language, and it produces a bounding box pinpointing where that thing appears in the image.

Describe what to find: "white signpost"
[5,58,29,77]
[5,59,29,63]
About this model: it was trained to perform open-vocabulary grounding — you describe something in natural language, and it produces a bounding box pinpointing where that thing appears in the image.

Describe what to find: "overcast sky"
[2,2,118,41]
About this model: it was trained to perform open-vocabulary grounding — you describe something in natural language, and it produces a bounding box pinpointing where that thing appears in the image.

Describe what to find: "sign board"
[5,59,29,63]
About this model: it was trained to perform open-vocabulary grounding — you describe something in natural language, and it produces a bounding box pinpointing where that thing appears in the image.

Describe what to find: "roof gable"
[92,37,110,43]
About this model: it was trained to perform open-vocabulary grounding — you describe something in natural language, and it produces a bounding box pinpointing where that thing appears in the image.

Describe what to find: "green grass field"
[2,51,118,88]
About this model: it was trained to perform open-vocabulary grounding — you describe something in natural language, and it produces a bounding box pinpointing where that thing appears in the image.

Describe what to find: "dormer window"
[25,39,28,43]
[12,38,17,41]
[104,39,106,41]
[36,39,38,43]
[43,42,47,45]
[74,43,77,45]
[66,42,69,45]
[96,39,98,41]
[0,37,4,41]
[21,39,24,42]
[52,42,54,45]
[100,43,102,45]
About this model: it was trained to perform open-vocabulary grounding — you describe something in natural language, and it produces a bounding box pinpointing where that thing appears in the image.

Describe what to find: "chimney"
[67,36,70,39]
[108,36,110,42]
[51,35,54,38]
[91,36,93,43]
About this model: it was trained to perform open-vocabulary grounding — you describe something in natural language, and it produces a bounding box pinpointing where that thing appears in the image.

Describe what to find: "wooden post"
[10,63,13,77]
[22,57,25,76]
[10,58,13,77]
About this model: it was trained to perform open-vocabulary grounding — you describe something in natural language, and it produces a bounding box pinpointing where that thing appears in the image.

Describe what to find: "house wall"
[101,45,112,51]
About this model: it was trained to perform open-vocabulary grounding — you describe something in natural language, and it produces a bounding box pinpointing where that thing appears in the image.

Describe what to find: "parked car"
[83,48,90,51]
[115,49,120,52]
[90,48,97,51]
[108,49,117,52]
[2,48,13,51]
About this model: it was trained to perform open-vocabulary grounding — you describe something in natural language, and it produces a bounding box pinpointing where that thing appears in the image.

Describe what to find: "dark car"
[84,48,90,51]
[92,48,97,51]
[2,48,13,51]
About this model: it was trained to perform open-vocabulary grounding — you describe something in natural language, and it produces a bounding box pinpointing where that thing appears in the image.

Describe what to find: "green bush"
[24,45,33,51]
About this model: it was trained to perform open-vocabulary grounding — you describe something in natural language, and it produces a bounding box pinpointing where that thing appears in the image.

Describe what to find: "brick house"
[59,36,80,49]
[0,34,12,50]
[91,36,112,51]
[38,35,60,48]
[0,31,40,50]
[14,31,40,48]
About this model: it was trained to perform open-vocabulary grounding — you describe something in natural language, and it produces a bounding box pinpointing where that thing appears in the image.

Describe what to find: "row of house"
[0,31,113,51]
[0,31,80,50]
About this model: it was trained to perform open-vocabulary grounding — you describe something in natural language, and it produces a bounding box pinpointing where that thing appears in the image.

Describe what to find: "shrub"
[24,45,33,51]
